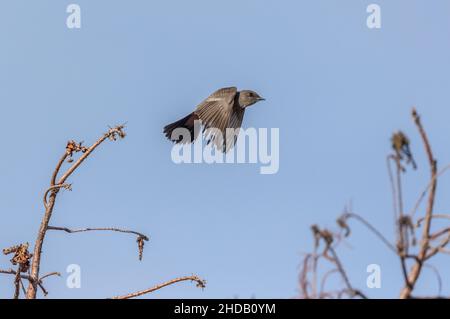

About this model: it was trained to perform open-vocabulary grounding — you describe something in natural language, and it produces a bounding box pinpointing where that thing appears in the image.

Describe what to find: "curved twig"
[50,153,69,186]
[426,232,450,260]
[327,246,367,299]
[43,184,72,208]
[423,264,442,296]
[341,213,397,253]
[409,164,450,219]
[39,272,61,281]
[319,269,339,297]
[110,275,206,299]
[47,226,149,261]
[47,226,148,240]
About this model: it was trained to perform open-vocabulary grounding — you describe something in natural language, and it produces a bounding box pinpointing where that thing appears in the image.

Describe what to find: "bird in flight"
[163,87,265,152]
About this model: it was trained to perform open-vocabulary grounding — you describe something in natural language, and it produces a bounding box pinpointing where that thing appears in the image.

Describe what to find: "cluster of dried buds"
[3,243,32,273]
[107,125,126,141]
[136,235,149,261]
[66,140,88,162]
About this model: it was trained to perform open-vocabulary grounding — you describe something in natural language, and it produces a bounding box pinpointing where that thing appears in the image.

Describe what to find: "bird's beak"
[257,97,265,101]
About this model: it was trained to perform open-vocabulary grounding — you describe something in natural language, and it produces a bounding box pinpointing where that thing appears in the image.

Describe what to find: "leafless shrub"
[299,108,450,299]
[1,125,205,299]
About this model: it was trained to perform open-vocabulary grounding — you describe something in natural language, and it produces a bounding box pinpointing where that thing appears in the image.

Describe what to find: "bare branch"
[429,227,450,241]
[50,153,69,186]
[338,212,397,253]
[0,269,60,282]
[57,126,125,186]
[26,125,126,299]
[327,245,367,299]
[110,275,206,299]
[39,272,61,281]
[47,226,149,260]
[0,268,59,298]
[423,264,442,296]
[13,267,20,299]
[47,226,148,240]
[400,108,438,299]
[319,269,339,298]
[409,164,450,219]
[43,184,72,208]
[426,232,450,260]
[416,214,450,227]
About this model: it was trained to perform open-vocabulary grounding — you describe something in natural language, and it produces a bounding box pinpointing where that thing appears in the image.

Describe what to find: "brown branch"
[423,263,442,296]
[50,153,69,186]
[339,212,397,253]
[19,277,27,296]
[387,156,400,237]
[47,226,148,239]
[57,126,125,185]
[409,165,450,218]
[299,254,312,298]
[110,275,206,299]
[1,268,29,278]
[400,108,438,299]
[43,184,71,208]
[26,125,126,299]
[0,269,60,281]
[38,282,49,296]
[39,271,61,281]
[388,154,412,288]
[1,269,59,297]
[416,214,450,227]
[13,267,20,299]
[319,269,339,298]
[47,226,149,260]
[429,227,450,241]
[409,296,450,299]
[327,246,367,299]
[426,232,450,260]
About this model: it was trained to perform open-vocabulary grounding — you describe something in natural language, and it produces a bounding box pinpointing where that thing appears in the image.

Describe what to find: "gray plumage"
[164,87,264,152]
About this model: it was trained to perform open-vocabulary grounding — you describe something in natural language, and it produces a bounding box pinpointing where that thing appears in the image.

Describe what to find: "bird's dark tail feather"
[163,112,200,143]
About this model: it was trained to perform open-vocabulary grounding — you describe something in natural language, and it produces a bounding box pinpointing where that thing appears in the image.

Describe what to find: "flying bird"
[163,87,265,152]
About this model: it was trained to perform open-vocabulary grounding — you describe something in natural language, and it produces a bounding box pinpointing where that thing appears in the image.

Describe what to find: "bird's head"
[238,90,265,108]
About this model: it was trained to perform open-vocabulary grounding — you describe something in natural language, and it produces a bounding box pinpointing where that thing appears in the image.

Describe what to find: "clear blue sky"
[1,1,450,298]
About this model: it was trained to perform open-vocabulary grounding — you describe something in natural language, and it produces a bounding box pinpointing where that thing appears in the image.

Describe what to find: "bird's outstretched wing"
[224,105,245,152]
[194,87,239,152]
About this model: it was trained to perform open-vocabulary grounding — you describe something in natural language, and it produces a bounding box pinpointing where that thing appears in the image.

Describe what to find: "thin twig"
[387,156,400,240]
[340,212,397,253]
[0,269,58,297]
[110,275,206,299]
[429,227,450,241]
[43,184,71,208]
[47,226,149,260]
[409,164,450,219]
[47,226,148,240]
[319,269,339,298]
[39,272,61,281]
[327,246,367,299]
[416,214,450,227]
[423,263,442,296]
[426,232,450,260]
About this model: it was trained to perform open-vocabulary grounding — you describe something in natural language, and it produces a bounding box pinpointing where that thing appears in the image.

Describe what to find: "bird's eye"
[248,92,254,97]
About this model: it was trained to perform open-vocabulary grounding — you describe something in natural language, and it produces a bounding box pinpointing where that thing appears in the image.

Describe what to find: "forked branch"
[26,125,129,299]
